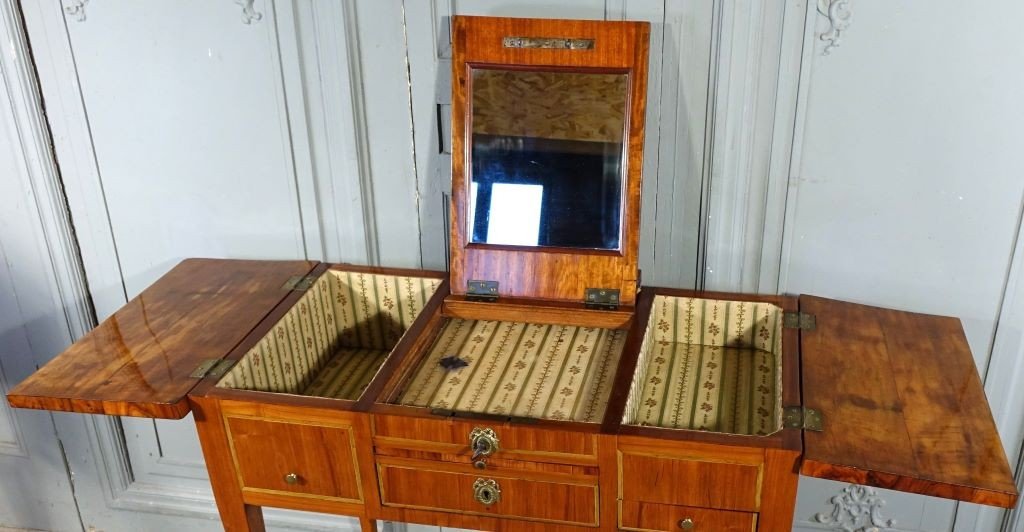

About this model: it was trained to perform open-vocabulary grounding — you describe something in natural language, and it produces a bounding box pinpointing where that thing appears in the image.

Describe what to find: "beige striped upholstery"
[622,295,784,436]
[217,270,440,400]
[394,319,626,423]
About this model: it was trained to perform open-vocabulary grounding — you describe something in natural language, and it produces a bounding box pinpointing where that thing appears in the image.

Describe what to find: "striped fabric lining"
[217,270,440,398]
[301,348,390,400]
[395,319,626,423]
[623,295,784,436]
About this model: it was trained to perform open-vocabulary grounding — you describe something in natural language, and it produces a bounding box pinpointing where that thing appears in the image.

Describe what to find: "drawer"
[620,501,756,532]
[225,415,363,502]
[619,450,762,511]
[378,459,599,526]
[373,414,598,465]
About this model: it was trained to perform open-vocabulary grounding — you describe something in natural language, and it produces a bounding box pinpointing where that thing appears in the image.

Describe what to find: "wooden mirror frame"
[449,16,650,306]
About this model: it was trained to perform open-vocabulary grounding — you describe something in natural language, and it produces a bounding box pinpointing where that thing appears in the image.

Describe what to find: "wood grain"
[449,16,649,305]
[7,258,316,418]
[757,448,800,532]
[225,416,363,502]
[372,414,598,465]
[618,501,756,532]
[617,437,764,512]
[377,458,599,526]
[443,295,634,329]
[372,413,598,465]
[799,295,1019,508]
[190,394,267,532]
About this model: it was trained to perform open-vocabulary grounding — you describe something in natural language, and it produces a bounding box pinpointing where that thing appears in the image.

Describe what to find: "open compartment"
[622,294,784,436]
[388,318,627,423]
[217,268,442,401]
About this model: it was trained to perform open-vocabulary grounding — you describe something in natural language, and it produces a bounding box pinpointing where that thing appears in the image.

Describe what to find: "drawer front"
[226,415,363,502]
[620,501,756,532]
[378,461,599,526]
[373,414,598,464]
[620,452,762,511]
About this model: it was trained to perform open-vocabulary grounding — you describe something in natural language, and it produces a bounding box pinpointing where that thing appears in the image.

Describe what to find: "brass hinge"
[190,359,236,379]
[467,280,499,302]
[783,311,816,331]
[282,274,317,291]
[584,288,620,310]
[783,406,823,431]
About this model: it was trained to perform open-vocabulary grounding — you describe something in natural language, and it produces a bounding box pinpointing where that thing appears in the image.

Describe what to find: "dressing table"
[8,15,1017,532]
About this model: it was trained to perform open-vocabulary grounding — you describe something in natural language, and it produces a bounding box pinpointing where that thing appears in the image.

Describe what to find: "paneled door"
[0,5,83,528]
[19,1,374,530]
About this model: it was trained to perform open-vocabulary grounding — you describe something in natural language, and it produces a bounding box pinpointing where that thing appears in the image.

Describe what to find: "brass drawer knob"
[473,478,501,506]
[284,473,299,485]
[678,517,695,530]
[470,427,500,459]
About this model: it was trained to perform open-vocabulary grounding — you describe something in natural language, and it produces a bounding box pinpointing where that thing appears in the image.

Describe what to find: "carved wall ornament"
[235,0,263,25]
[812,484,896,532]
[63,0,87,22]
[817,0,852,55]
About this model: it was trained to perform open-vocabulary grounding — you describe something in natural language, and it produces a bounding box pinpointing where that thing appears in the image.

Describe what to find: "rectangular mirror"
[468,68,629,250]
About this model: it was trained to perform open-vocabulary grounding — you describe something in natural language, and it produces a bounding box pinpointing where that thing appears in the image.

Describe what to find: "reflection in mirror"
[469,68,628,250]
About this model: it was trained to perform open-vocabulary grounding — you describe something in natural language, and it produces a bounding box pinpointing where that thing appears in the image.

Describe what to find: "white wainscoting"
[775,1,1024,531]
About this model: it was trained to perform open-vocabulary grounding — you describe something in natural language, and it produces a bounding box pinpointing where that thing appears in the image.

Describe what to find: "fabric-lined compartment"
[622,295,784,436]
[393,319,626,423]
[217,270,441,400]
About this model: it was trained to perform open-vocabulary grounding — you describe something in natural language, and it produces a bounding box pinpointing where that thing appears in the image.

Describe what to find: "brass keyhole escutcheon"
[678,517,694,530]
[284,473,299,485]
[470,427,499,459]
[473,478,501,506]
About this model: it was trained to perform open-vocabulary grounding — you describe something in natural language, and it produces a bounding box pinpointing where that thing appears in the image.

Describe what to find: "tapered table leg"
[358,516,378,531]
[191,395,267,532]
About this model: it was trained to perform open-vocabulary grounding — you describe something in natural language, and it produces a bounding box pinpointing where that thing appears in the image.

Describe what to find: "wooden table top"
[6,258,316,419]
[800,295,1018,508]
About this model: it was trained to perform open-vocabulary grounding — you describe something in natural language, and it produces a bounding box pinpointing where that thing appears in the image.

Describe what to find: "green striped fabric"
[217,270,440,398]
[301,347,390,400]
[623,295,784,436]
[395,319,626,423]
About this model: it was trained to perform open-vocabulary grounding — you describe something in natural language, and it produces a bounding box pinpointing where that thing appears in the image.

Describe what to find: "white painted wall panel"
[62,0,307,297]
[783,1,1024,530]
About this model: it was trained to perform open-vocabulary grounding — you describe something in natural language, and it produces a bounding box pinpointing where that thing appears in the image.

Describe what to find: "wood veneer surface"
[800,295,1019,508]
[7,258,315,418]
[449,16,649,305]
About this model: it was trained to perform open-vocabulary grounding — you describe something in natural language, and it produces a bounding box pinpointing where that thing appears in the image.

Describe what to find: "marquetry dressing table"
[8,16,1017,532]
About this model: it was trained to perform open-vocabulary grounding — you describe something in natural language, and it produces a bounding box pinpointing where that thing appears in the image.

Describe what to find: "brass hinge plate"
[282,274,317,291]
[467,280,499,302]
[783,406,823,431]
[584,288,620,310]
[783,311,816,331]
[190,359,236,379]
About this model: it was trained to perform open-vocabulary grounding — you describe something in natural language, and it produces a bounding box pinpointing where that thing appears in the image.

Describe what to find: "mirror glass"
[468,68,628,250]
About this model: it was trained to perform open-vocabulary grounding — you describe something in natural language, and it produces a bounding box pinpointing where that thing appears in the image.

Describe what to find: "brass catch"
[783,406,823,431]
